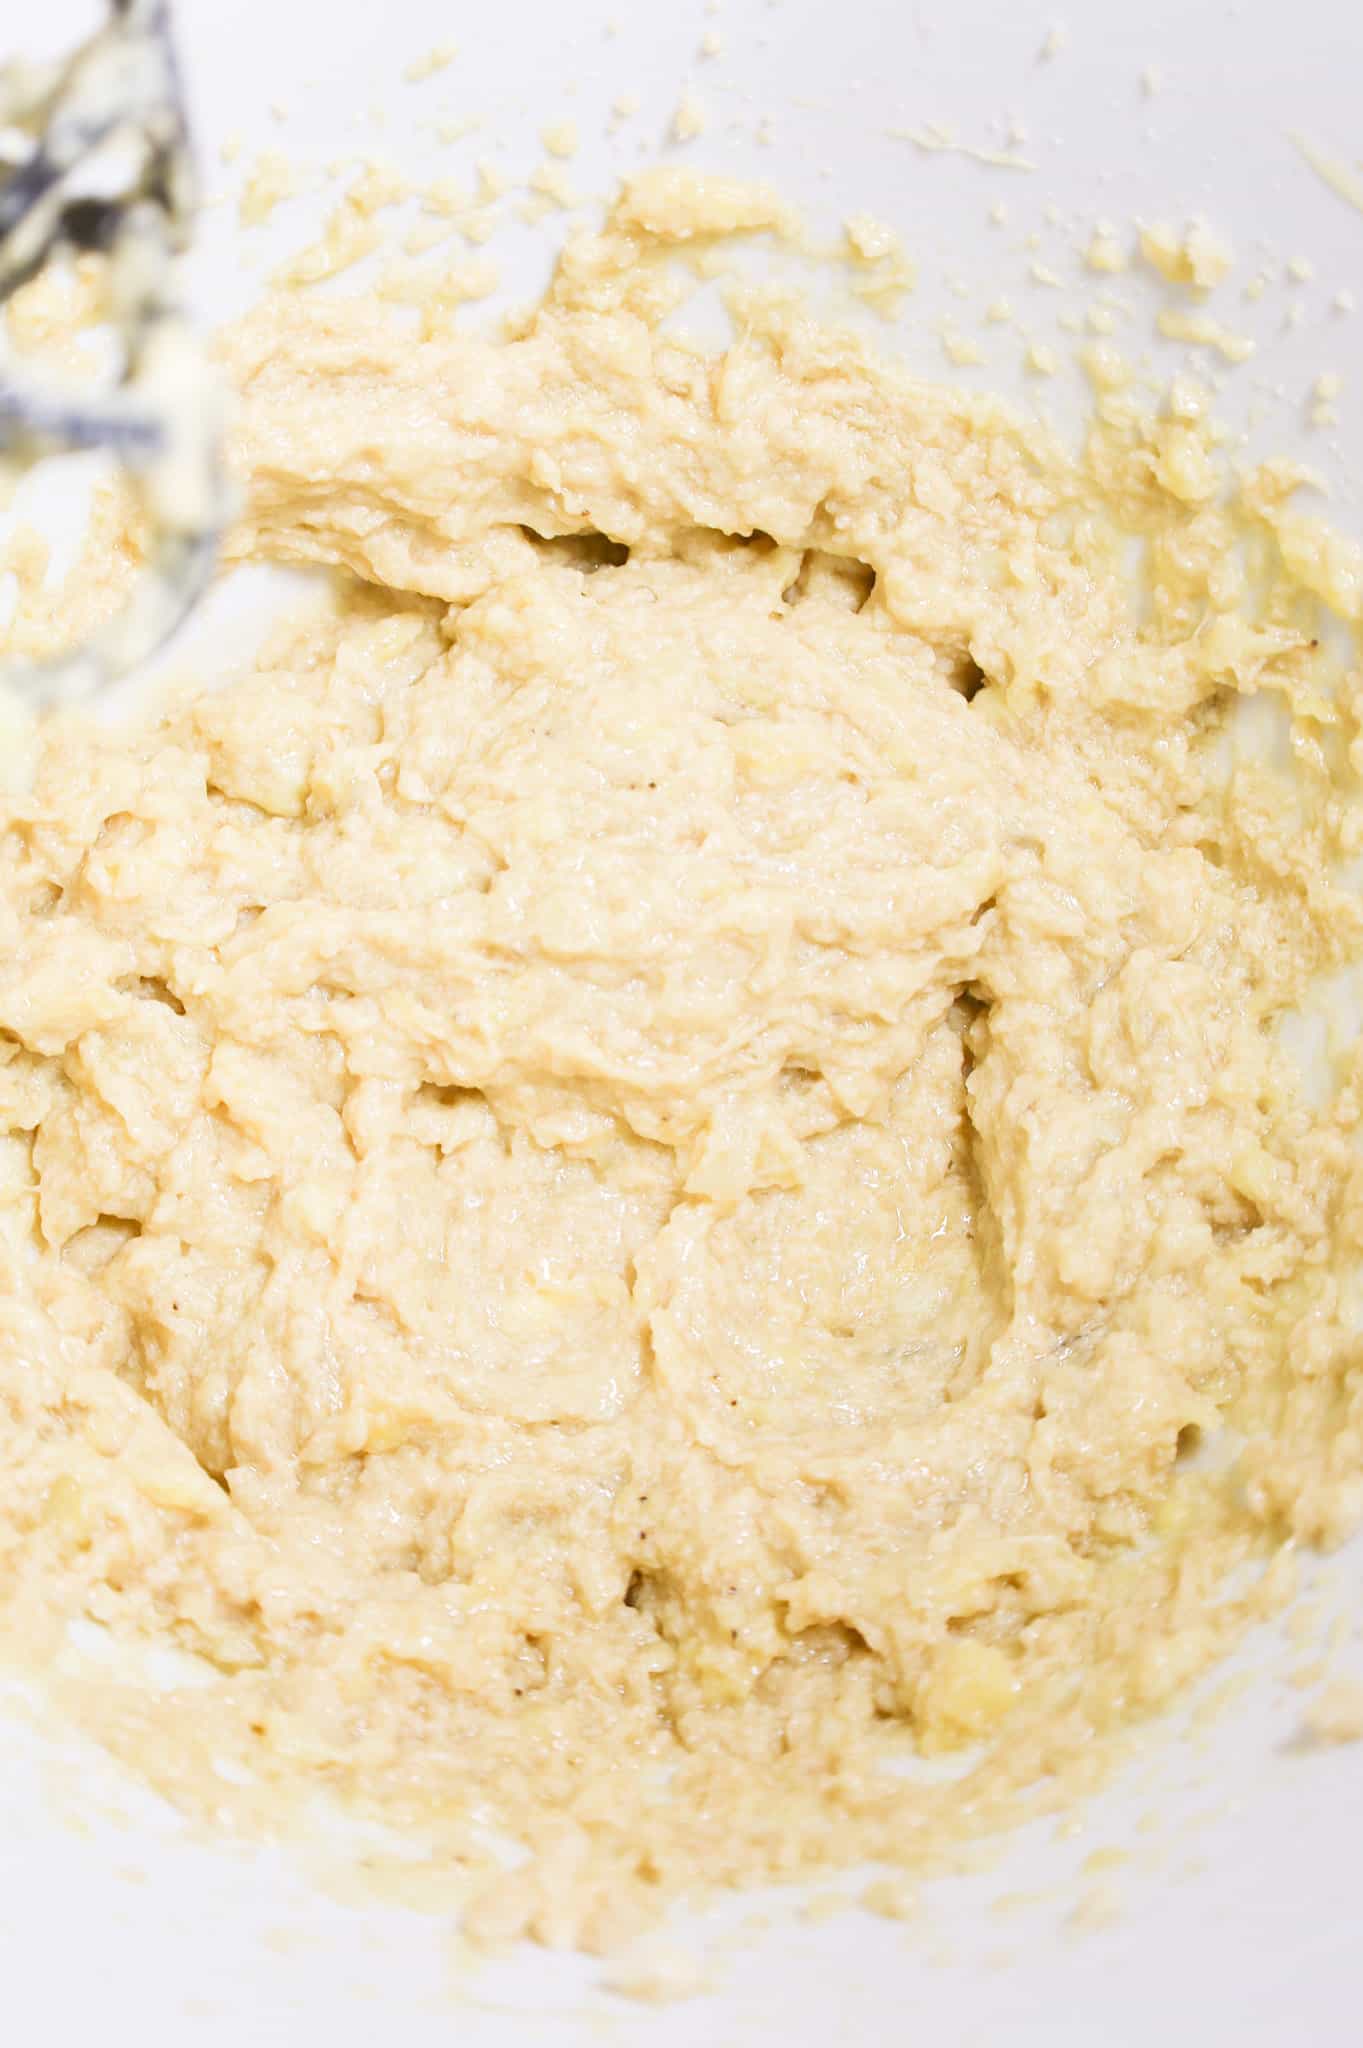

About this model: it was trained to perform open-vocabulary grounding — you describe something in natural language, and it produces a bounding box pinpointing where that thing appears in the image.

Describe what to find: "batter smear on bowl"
[2,170,1363,1950]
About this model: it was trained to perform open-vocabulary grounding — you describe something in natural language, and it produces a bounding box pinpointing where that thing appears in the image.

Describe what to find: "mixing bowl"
[4,2,1361,2041]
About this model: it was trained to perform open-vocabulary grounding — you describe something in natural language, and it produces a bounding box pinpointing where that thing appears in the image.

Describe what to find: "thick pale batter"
[2,172,1363,1949]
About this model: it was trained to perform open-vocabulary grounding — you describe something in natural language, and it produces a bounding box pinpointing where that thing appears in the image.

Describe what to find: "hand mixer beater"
[0,0,223,705]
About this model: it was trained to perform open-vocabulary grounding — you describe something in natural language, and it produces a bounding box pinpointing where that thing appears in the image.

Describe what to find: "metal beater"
[0,0,223,705]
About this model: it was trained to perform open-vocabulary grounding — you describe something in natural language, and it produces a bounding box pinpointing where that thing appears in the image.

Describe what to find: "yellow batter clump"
[2,174,1363,1952]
